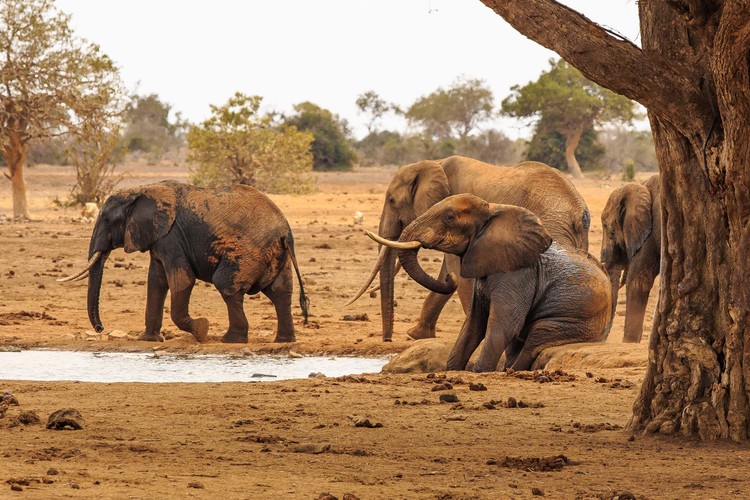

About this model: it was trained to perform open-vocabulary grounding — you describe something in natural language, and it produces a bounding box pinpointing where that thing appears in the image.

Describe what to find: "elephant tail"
[286,232,310,325]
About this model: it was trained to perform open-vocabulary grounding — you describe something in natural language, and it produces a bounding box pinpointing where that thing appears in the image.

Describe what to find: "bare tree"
[480,0,750,441]
[0,0,124,219]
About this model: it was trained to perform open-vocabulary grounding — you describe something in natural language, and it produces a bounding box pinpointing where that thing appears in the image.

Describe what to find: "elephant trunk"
[87,251,109,333]
[397,248,457,295]
[603,262,625,337]
[379,247,396,342]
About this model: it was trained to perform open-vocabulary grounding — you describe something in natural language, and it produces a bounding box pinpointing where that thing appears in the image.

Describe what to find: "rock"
[507,397,518,408]
[81,202,99,219]
[469,382,487,391]
[308,372,326,379]
[188,482,204,489]
[381,340,450,374]
[352,416,383,428]
[439,393,459,403]
[431,382,453,391]
[46,408,85,430]
[532,487,544,496]
[17,411,40,425]
[1,392,19,405]
[288,351,303,359]
[107,329,129,340]
[292,442,331,454]
[342,314,369,321]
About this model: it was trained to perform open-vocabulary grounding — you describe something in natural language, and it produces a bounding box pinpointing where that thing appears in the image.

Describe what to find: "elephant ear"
[619,183,652,259]
[461,204,553,278]
[411,161,450,216]
[124,183,178,253]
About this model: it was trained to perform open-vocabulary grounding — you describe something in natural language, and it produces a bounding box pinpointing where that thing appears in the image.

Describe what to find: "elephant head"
[368,194,553,291]
[600,183,653,316]
[60,182,178,333]
[350,160,450,341]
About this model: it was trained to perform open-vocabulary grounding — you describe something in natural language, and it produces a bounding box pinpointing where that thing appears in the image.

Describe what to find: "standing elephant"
[369,194,611,371]
[59,181,309,343]
[600,174,661,343]
[349,155,591,341]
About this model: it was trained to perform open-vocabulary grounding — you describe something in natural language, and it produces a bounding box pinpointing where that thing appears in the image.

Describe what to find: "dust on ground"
[2,163,743,499]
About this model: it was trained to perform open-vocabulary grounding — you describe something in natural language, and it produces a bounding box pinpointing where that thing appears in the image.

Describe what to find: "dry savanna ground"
[1,163,748,499]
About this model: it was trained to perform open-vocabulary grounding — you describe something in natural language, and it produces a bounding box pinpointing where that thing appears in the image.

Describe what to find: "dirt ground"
[1,163,748,499]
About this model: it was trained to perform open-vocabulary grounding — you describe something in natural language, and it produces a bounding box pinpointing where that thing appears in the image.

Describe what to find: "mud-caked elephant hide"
[600,174,661,343]
[370,194,611,371]
[349,155,591,342]
[59,181,309,344]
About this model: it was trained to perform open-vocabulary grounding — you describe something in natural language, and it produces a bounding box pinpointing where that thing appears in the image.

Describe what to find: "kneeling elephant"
[60,181,309,343]
[370,194,611,371]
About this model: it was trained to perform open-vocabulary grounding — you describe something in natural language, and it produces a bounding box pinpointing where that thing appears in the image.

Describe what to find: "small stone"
[292,442,331,454]
[431,382,453,392]
[46,408,84,430]
[188,482,204,489]
[288,351,303,359]
[628,435,635,442]
[107,329,129,339]
[10,484,22,491]
[2,392,19,405]
[532,487,544,496]
[71,483,80,489]
[342,314,369,322]
[353,417,383,428]
[17,411,40,425]
[439,393,459,403]
[308,372,326,379]
[47,468,59,475]
[369,291,377,298]
[507,397,518,408]
[469,382,487,391]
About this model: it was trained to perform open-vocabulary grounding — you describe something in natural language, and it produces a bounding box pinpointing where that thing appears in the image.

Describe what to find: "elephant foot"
[139,332,164,342]
[273,332,296,343]
[221,330,248,343]
[407,322,436,340]
[191,318,210,343]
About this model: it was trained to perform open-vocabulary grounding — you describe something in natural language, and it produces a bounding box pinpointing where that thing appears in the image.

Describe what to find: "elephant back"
[440,156,590,251]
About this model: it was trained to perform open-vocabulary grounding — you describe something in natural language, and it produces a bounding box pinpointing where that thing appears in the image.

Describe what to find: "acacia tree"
[406,76,494,143]
[480,0,750,441]
[355,90,392,135]
[502,59,637,178]
[0,0,124,219]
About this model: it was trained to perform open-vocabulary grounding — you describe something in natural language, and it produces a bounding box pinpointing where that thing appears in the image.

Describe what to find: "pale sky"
[56,0,642,140]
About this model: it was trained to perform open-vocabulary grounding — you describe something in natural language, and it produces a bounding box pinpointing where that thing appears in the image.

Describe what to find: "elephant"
[368,194,611,371]
[600,174,661,343]
[59,181,309,343]
[349,155,591,342]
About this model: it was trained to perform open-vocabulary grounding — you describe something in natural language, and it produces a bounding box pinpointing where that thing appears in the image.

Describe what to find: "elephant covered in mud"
[600,174,661,343]
[59,181,309,343]
[350,155,591,341]
[370,194,611,371]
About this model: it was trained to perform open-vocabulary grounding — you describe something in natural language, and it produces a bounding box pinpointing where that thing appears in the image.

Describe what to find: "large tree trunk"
[563,124,584,178]
[4,134,31,220]
[480,0,750,440]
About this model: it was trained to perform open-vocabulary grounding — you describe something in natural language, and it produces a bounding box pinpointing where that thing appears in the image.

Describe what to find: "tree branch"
[479,0,712,136]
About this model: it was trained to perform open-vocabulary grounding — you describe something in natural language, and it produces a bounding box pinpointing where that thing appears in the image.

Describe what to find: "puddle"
[0,350,389,383]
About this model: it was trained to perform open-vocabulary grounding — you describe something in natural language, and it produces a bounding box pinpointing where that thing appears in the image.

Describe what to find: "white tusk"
[345,245,389,307]
[57,251,101,283]
[364,230,421,250]
[364,261,401,295]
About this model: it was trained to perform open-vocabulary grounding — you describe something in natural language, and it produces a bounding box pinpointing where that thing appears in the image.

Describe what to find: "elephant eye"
[388,196,396,206]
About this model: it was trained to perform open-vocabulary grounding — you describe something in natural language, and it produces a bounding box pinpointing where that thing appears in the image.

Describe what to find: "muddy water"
[0,350,389,383]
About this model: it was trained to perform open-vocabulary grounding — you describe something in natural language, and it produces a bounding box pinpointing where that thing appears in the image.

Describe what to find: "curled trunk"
[87,252,109,333]
[397,249,457,295]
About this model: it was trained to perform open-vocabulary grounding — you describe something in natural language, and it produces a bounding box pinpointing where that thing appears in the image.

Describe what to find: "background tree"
[502,58,637,177]
[66,117,125,206]
[188,92,315,194]
[0,0,125,219]
[482,0,750,441]
[598,126,658,175]
[525,128,604,172]
[284,102,356,171]
[406,76,494,144]
[122,93,187,163]
[355,90,391,135]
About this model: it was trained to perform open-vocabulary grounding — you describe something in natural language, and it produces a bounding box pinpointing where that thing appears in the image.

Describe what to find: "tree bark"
[563,124,584,178]
[3,133,31,220]
[479,0,750,440]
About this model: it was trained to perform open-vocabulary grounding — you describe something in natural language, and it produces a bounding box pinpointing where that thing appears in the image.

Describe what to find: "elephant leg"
[474,304,524,373]
[446,286,489,371]
[141,258,168,342]
[167,267,209,343]
[507,319,583,371]
[623,271,657,343]
[220,291,249,344]
[262,262,295,343]
[408,254,462,340]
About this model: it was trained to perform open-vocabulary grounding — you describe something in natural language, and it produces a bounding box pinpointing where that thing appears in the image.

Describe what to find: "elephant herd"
[60,156,661,371]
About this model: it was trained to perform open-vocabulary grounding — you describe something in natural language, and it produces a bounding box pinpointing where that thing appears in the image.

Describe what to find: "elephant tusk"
[364,230,421,250]
[345,245,390,307]
[57,252,101,283]
[364,261,401,295]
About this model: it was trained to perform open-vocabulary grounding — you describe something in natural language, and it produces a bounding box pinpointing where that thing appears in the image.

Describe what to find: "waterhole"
[0,350,389,383]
